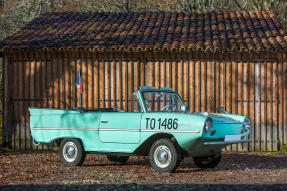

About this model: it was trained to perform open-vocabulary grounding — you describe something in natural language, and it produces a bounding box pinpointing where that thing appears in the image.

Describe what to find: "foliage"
[0,0,287,41]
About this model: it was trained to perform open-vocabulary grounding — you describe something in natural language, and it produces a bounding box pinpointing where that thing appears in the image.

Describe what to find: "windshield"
[141,91,185,112]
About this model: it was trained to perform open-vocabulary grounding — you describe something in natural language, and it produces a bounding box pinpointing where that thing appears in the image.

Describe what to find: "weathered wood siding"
[2,51,287,151]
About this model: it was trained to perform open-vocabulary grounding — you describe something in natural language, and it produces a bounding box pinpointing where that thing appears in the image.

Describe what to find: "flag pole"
[77,59,83,108]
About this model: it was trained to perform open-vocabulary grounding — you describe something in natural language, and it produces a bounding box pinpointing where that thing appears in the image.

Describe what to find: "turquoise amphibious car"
[29,86,251,172]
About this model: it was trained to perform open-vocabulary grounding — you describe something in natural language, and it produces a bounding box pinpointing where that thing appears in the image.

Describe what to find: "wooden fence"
[2,51,287,151]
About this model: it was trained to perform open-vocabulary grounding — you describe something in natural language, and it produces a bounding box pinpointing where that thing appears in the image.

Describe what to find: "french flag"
[76,59,83,94]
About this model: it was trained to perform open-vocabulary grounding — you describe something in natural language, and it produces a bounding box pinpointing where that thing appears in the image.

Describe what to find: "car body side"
[30,106,250,157]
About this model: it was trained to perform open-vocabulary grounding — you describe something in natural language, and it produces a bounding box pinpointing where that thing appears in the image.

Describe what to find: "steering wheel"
[161,104,176,112]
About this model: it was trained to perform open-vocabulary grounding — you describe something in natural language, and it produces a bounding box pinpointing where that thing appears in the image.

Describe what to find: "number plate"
[224,135,241,142]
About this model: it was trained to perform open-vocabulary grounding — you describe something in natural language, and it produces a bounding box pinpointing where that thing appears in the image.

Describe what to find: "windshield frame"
[138,90,186,113]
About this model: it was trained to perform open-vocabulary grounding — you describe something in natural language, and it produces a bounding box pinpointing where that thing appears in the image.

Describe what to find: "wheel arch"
[133,133,185,156]
[54,137,84,148]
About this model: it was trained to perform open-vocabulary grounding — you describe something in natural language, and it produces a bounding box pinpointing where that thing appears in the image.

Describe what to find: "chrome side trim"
[32,127,98,131]
[141,129,200,133]
[32,127,200,133]
[203,140,251,145]
[99,128,140,132]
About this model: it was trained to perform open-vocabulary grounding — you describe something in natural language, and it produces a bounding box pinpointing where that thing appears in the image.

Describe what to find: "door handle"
[101,121,108,123]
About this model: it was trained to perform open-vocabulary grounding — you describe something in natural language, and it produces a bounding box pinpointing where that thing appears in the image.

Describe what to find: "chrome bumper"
[203,140,251,145]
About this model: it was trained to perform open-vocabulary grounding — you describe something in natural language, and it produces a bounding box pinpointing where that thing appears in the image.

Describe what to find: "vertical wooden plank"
[40,52,46,149]
[189,58,195,112]
[278,54,284,147]
[226,59,232,120]
[33,53,40,149]
[283,53,287,145]
[60,53,65,109]
[261,62,269,151]
[46,52,51,109]
[11,55,16,148]
[134,59,140,110]
[16,54,21,149]
[266,61,272,151]
[273,61,278,151]
[195,60,200,112]
[206,57,214,113]
[8,54,14,148]
[155,56,160,89]
[183,58,188,107]
[105,59,110,108]
[166,60,172,88]
[200,60,205,112]
[140,58,145,87]
[231,58,238,151]
[25,53,31,149]
[61,52,65,109]
[99,57,105,108]
[247,57,255,152]
[215,58,220,113]
[111,60,116,108]
[244,59,251,151]
[260,61,267,151]
[18,52,24,149]
[160,60,166,109]
[63,52,69,109]
[54,52,59,108]
[178,59,183,98]
[87,52,93,109]
[160,60,166,88]
[128,59,133,111]
[220,59,226,113]
[122,60,128,111]
[3,53,9,146]
[254,60,261,151]
[145,61,150,86]
[69,52,75,108]
[81,53,87,108]
[225,56,232,151]
[172,56,177,91]
[94,55,99,108]
[117,60,123,109]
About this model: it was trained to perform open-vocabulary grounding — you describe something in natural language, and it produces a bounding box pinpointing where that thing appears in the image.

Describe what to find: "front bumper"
[203,139,251,145]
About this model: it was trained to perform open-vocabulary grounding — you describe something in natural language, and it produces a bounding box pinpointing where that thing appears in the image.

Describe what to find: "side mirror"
[181,105,188,113]
[219,106,229,114]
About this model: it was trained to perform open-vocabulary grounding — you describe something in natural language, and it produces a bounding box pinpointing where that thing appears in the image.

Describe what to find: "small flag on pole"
[76,59,83,94]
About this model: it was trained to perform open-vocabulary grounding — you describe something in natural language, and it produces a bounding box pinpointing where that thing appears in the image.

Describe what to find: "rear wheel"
[106,155,129,164]
[193,150,221,168]
[149,138,181,173]
[59,139,86,166]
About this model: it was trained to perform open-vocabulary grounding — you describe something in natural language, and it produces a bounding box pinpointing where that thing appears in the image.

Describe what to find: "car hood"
[193,112,242,124]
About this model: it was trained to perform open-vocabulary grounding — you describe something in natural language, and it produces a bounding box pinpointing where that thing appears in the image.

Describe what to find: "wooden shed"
[1,11,287,151]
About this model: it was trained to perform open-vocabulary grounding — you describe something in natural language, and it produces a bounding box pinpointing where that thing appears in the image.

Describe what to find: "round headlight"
[203,118,213,133]
[243,119,251,130]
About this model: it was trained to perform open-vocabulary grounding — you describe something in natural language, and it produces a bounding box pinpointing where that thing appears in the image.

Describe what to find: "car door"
[99,112,142,144]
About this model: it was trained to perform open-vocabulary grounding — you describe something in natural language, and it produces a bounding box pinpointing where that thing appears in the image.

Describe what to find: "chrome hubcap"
[154,145,171,168]
[63,142,78,162]
[158,150,169,163]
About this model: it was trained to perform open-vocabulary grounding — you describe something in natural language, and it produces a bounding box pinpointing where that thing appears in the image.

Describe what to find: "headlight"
[243,118,251,131]
[203,118,212,133]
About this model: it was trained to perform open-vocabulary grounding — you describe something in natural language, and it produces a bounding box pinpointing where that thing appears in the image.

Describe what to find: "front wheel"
[59,139,86,166]
[193,150,222,168]
[149,138,181,173]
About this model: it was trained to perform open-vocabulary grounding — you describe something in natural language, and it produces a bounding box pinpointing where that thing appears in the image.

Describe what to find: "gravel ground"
[1,151,287,190]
